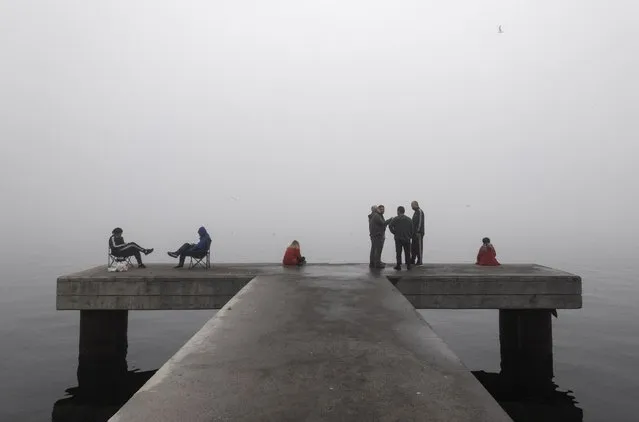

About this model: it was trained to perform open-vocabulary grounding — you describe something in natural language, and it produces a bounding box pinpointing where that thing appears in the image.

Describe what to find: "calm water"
[1,244,637,422]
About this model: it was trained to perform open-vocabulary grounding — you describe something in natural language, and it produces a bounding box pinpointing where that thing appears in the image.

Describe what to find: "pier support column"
[499,309,553,393]
[77,310,128,397]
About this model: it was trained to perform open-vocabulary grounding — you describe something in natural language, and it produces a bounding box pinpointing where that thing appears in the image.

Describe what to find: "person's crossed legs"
[168,243,195,268]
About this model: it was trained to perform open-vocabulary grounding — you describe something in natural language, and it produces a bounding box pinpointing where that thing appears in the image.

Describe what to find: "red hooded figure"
[283,240,306,266]
[476,237,500,266]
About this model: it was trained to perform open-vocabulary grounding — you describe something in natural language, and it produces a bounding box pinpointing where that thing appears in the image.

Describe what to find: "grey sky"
[1,0,637,263]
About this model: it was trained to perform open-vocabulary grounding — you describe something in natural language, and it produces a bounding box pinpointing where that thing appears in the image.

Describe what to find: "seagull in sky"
[498,25,503,33]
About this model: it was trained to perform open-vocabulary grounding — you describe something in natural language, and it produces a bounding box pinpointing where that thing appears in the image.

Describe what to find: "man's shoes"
[168,252,178,258]
[144,248,154,255]
[138,264,146,269]
[393,265,402,271]
[374,263,386,269]
[407,264,412,270]
[416,262,423,266]
[174,264,183,268]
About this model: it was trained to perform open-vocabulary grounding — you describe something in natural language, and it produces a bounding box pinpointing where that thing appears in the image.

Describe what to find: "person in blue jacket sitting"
[167,226,212,268]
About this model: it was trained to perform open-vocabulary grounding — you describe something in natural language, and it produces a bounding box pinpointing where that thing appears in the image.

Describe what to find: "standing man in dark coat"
[410,200,425,265]
[368,205,378,267]
[389,206,414,271]
[369,204,389,268]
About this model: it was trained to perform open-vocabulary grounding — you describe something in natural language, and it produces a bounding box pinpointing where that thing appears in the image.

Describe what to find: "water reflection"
[51,366,581,421]
[473,371,583,422]
[51,368,156,422]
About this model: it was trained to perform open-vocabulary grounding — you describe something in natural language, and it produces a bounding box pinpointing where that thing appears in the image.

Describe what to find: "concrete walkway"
[109,273,511,422]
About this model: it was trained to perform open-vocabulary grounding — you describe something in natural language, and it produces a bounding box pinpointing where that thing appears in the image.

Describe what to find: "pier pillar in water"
[499,309,553,393]
[77,310,128,397]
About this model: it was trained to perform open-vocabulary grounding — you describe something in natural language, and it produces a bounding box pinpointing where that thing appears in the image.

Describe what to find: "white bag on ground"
[107,261,129,272]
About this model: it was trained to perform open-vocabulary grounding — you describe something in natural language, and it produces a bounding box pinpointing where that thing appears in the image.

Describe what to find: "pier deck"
[108,273,512,422]
[57,263,582,310]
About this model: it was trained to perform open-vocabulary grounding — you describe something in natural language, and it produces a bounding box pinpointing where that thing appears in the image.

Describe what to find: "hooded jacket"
[282,247,303,265]
[192,226,212,251]
[476,244,500,266]
[369,212,389,238]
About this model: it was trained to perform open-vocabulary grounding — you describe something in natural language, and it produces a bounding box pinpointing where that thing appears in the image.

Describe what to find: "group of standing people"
[368,201,425,270]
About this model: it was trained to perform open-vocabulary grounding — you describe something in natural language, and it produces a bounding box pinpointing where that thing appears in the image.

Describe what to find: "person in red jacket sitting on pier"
[282,240,307,266]
[476,237,500,266]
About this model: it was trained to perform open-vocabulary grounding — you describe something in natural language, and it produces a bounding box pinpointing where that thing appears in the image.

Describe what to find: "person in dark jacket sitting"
[388,206,414,271]
[108,227,153,268]
[167,226,212,268]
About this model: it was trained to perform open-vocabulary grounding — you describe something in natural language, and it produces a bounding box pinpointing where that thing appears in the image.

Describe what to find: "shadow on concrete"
[51,368,156,422]
[473,371,583,422]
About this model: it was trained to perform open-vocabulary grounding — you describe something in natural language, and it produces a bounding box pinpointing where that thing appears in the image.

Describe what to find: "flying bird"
[498,25,503,33]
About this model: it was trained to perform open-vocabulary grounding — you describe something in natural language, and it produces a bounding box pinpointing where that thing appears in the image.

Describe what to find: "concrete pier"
[54,263,581,421]
[108,273,512,422]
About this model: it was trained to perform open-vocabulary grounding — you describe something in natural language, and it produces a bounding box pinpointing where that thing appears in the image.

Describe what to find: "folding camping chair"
[108,248,133,267]
[189,238,211,269]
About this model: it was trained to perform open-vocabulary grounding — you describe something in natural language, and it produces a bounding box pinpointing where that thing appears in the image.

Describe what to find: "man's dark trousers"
[371,236,385,267]
[395,239,411,267]
[411,233,424,265]
[369,238,375,266]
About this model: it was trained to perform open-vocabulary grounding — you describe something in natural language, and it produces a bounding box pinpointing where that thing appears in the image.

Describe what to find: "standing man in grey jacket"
[410,200,426,265]
[369,204,389,268]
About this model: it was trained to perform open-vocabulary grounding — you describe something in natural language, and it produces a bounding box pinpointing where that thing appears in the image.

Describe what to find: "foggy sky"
[1,0,637,264]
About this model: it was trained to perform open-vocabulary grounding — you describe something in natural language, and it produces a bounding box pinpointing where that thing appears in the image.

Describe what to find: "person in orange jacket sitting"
[282,240,307,266]
[476,237,500,266]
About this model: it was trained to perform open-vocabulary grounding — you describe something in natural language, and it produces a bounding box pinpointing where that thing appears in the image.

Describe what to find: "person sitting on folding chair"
[167,226,212,268]
[109,227,153,269]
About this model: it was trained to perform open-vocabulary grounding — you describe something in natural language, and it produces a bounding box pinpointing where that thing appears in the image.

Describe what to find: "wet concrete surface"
[109,273,512,422]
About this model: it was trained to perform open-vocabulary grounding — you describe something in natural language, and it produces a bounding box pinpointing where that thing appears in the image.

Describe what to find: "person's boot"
[393,264,401,271]
[407,263,412,270]
[174,260,184,268]
[138,263,146,269]
[374,263,386,269]
[144,248,154,255]
[167,252,178,258]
